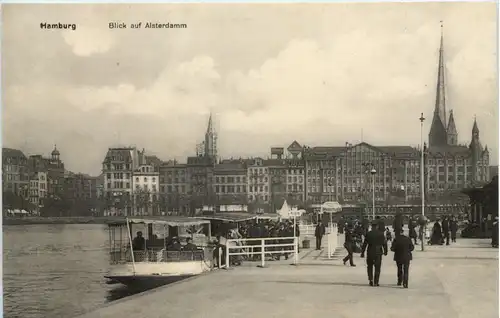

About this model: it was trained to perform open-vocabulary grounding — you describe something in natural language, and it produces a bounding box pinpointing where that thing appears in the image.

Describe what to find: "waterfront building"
[159,161,190,215]
[186,155,214,216]
[266,158,287,212]
[247,158,270,211]
[63,172,98,215]
[304,143,421,205]
[132,164,160,216]
[28,171,47,211]
[96,174,104,199]
[2,148,30,197]
[213,160,247,205]
[44,145,65,198]
[102,147,144,216]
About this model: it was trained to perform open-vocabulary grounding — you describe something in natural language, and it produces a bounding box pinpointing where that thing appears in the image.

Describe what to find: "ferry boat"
[105,216,214,288]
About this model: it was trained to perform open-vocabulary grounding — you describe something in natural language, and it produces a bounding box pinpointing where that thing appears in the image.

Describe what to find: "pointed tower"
[204,112,218,160]
[446,110,458,145]
[469,117,483,181]
[428,22,449,148]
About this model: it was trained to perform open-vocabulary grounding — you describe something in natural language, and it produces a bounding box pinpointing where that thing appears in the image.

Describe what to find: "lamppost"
[419,112,426,251]
[370,168,376,220]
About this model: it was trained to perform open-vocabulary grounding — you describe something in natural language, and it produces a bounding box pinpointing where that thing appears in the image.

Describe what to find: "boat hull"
[105,274,193,288]
[105,260,212,288]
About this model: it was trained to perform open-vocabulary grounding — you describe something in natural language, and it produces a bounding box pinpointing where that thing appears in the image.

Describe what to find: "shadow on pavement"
[450,245,495,249]
[265,280,401,289]
[422,256,498,261]
[296,262,346,267]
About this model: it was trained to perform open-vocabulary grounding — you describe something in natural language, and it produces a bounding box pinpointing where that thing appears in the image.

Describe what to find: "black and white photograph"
[2,3,498,318]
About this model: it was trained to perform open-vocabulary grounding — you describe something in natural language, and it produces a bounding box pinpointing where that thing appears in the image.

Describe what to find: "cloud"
[66,55,221,116]
[62,26,115,56]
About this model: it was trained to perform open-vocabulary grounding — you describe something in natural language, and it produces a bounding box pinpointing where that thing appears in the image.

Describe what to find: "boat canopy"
[195,212,256,222]
[256,213,280,220]
[106,216,211,227]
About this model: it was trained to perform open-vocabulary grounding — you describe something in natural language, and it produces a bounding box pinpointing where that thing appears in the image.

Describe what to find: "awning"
[195,212,256,222]
[107,216,211,227]
[256,213,280,220]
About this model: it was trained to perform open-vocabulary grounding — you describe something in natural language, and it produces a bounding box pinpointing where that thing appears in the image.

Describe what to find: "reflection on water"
[3,224,169,318]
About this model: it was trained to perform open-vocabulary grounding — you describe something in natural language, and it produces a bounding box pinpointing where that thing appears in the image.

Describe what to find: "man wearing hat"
[390,229,414,288]
[360,221,388,286]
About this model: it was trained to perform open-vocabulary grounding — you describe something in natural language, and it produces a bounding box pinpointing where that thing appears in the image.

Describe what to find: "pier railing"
[326,225,340,259]
[223,237,299,269]
[299,223,337,237]
[110,247,209,264]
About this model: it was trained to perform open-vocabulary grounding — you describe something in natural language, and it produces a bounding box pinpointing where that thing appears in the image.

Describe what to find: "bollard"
[225,243,230,269]
[260,238,265,268]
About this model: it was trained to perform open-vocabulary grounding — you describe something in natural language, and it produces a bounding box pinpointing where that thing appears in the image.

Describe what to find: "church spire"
[204,112,218,161]
[472,115,479,135]
[435,21,447,127]
[206,112,213,134]
[428,21,449,148]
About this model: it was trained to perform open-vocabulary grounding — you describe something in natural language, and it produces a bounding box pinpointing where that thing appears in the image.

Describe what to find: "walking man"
[342,225,356,267]
[315,220,326,250]
[391,229,414,288]
[450,216,458,243]
[442,216,450,246]
[360,221,388,287]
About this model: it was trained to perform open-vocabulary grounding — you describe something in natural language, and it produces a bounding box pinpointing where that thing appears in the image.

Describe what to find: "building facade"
[2,148,30,197]
[63,173,99,215]
[186,155,214,215]
[159,161,190,215]
[44,146,65,199]
[247,158,270,207]
[29,171,47,210]
[213,160,247,205]
[102,147,144,216]
[132,164,160,216]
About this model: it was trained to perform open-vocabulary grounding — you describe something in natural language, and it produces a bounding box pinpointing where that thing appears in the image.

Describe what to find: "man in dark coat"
[408,218,418,244]
[376,216,385,233]
[361,218,369,237]
[391,229,414,288]
[450,216,458,243]
[442,216,450,246]
[360,222,388,286]
[342,225,356,267]
[315,220,326,250]
[338,217,345,234]
[393,212,403,235]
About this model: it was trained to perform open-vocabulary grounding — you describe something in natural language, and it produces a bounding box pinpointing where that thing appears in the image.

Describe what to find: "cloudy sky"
[2,3,497,175]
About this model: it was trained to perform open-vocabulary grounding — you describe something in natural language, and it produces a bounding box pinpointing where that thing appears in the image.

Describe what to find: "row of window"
[214,176,247,184]
[103,164,131,171]
[135,184,158,191]
[214,185,247,193]
[4,174,31,182]
[29,189,46,196]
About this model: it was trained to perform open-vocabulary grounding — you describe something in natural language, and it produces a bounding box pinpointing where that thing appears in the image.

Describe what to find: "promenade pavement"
[78,238,498,318]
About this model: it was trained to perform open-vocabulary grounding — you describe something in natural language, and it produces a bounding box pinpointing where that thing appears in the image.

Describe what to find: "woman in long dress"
[430,220,443,245]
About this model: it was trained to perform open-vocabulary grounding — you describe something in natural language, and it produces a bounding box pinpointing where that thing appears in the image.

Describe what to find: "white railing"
[326,226,339,259]
[299,223,337,237]
[224,237,299,269]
